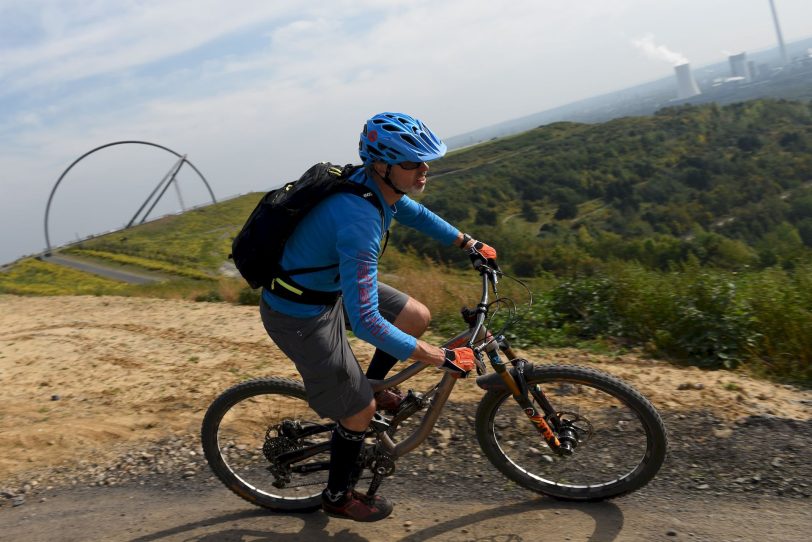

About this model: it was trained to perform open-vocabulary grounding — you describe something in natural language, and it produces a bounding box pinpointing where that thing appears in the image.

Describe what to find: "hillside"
[1,98,811,383]
[2,98,809,289]
[0,193,260,297]
[406,99,812,273]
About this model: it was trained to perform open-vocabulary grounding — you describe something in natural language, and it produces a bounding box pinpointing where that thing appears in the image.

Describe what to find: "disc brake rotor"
[556,411,594,445]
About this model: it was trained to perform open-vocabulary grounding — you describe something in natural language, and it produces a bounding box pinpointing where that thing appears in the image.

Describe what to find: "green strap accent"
[271,278,304,296]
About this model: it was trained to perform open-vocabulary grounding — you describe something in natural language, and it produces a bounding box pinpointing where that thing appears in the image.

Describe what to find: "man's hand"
[467,240,498,270]
[440,347,476,376]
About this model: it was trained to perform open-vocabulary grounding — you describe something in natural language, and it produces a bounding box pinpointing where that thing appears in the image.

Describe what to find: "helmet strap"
[381,164,407,196]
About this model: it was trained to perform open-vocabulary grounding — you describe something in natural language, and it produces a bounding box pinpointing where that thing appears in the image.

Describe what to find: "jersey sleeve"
[393,196,459,244]
[334,197,417,361]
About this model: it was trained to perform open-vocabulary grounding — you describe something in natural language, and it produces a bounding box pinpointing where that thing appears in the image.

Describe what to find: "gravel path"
[42,254,162,284]
[2,405,810,541]
[2,404,809,510]
[1,295,809,540]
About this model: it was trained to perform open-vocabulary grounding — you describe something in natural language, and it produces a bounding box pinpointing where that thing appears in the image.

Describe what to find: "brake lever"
[470,346,488,375]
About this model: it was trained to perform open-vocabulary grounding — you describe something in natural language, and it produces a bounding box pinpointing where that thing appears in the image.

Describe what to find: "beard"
[392,178,426,196]
[406,184,425,195]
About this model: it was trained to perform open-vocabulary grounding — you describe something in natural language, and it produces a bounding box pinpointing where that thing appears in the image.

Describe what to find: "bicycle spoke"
[476,364,666,501]
[492,381,649,489]
[211,384,332,505]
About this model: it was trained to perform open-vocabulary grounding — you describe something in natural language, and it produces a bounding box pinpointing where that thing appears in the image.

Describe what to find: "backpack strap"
[270,181,387,305]
[267,273,344,305]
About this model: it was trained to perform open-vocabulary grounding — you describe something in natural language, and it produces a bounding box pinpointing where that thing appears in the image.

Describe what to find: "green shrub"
[237,287,261,306]
[740,265,812,382]
[541,267,759,370]
[548,276,621,338]
[195,290,223,303]
[652,272,755,368]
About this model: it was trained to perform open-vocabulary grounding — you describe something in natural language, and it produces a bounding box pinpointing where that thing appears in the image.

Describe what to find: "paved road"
[42,254,161,284]
[1,482,809,542]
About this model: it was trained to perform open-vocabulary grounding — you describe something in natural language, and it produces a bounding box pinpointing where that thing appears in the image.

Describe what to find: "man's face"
[380,161,430,195]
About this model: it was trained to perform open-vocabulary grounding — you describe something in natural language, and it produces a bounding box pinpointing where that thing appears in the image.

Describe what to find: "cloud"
[0,1,300,95]
[18,0,807,263]
[632,33,689,65]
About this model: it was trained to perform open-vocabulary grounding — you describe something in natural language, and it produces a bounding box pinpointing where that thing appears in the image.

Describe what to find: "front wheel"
[475,364,667,501]
[201,377,334,511]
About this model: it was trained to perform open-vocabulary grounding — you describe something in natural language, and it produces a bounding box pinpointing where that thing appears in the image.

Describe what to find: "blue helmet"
[359,112,447,165]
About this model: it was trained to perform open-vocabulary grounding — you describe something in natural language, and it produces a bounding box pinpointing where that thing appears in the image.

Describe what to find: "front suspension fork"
[489,342,576,455]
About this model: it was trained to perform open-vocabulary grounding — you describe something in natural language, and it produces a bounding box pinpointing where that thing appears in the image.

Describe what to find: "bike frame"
[279,267,564,471]
[369,329,471,458]
[370,265,562,458]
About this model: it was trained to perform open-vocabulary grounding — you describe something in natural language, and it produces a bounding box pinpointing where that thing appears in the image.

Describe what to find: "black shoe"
[322,490,394,522]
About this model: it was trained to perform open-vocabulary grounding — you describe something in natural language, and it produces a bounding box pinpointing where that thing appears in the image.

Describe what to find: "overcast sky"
[2,0,811,264]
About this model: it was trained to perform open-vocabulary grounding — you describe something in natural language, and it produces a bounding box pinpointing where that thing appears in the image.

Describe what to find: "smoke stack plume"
[675,63,701,100]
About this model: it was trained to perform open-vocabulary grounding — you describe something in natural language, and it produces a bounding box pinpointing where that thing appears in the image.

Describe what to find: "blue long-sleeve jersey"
[261,167,459,360]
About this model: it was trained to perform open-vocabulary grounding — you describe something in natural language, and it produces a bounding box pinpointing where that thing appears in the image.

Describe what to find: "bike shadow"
[399,498,624,542]
[128,498,622,542]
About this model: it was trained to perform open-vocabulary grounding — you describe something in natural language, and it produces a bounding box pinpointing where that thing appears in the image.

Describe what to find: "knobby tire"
[475,364,668,501]
[201,377,331,512]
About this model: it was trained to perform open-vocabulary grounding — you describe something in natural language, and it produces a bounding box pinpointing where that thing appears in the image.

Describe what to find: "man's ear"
[372,161,386,176]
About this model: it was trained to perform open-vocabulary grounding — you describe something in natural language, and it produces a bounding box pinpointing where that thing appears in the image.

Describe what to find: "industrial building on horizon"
[675,63,701,100]
[670,0,809,102]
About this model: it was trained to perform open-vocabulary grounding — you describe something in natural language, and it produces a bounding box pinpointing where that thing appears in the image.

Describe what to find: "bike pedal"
[392,390,425,417]
[370,412,391,433]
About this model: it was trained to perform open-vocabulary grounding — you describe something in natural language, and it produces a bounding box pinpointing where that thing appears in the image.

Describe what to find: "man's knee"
[394,298,431,337]
[340,399,376,432]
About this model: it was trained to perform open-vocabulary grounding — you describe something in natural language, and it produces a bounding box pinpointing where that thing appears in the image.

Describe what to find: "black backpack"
[230,162,384,304]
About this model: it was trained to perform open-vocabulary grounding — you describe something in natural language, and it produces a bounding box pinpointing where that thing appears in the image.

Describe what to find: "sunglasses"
[396,161,425,170]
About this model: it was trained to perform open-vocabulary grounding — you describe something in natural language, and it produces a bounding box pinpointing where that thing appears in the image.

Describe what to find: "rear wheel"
[201,378,333,511]
[475,364,667,501]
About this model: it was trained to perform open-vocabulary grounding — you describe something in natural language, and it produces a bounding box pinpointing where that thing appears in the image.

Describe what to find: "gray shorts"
[260,283,409,420]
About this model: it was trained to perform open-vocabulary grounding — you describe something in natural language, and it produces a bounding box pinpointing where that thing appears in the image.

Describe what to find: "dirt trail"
[1,294,810,541]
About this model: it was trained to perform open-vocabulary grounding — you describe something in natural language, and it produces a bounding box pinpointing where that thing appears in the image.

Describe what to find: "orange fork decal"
[524,407,561,448]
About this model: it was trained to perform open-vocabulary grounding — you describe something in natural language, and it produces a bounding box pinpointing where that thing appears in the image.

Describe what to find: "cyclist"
[259,112,497,522]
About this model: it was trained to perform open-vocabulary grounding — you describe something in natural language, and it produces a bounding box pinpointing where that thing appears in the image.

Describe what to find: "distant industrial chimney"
[729,52,751,80]
[769,0,789,65]
[675,63,701,100]
[748,60,758,80]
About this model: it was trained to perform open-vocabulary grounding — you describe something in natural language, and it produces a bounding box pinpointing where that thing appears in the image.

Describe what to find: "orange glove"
[440,347,476,376]
[472,241,497,260]
[467,239,498,270]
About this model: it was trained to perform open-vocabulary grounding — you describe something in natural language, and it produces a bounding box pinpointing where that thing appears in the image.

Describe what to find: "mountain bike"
[201,263,668,511]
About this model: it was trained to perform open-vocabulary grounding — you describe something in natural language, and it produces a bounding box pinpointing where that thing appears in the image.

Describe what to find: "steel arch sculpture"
[44,140,216,255]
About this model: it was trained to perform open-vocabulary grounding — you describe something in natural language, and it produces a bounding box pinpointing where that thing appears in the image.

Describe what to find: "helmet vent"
[358,112,446,165]
[400,134,418,147]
